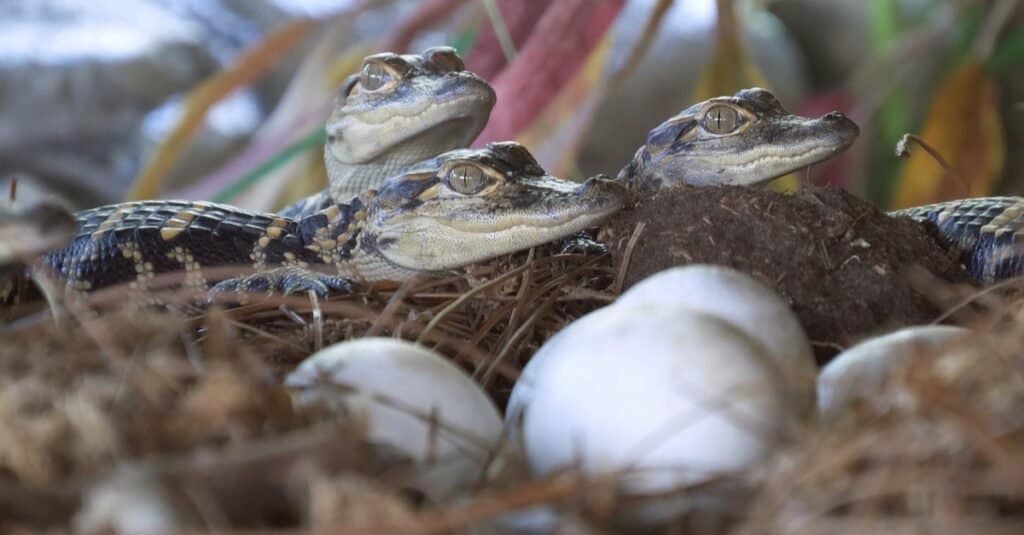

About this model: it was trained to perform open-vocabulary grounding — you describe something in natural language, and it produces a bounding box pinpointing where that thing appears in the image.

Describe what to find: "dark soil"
[605,185,971,363]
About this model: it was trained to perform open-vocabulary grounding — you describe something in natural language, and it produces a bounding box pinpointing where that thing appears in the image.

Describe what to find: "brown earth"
[605,185,972,363]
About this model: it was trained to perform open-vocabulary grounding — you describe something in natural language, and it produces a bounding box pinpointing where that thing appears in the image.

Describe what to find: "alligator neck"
[616,146,657,194]
[325,126,472,203]
[327,159,408,204]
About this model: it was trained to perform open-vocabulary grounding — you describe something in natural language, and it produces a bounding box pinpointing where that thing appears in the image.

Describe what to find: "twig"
[930,274,1024,324]
[365,275,420,337]
[416,264,531,343]
[895,133,971,198]
[481,0,518,62]
[309,290,323,352]
[970,0,1020,61]
[613,221,646,294]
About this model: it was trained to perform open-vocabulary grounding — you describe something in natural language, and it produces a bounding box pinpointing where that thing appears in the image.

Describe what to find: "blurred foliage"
[893,63,1004,207]
[889,0,1012,208]
[128,17,317,202]
[125,0,1024,212]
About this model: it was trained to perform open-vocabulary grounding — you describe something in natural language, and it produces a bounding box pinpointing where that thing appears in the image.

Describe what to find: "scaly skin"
[42,143,626,296]
[628,87,1023,285]
[280,46,495,218]
[23,46,499,300]
[617,88,859,191]
[891,197,1024,285]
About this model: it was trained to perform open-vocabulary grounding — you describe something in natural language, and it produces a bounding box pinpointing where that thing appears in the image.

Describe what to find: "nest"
[606,185,972,363]
[738,324,1024,534]
[3,187,1024,533]
[0,247,621,532]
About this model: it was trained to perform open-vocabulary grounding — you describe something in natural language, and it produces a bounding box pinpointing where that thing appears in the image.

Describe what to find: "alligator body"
[43,143,626,296]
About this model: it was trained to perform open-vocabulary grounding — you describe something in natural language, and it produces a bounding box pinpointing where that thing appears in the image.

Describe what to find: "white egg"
[616,265,817,413]
[507,303,804,523]
[285,337,502,500]
[75,466,184,535]
[818,325,971,416]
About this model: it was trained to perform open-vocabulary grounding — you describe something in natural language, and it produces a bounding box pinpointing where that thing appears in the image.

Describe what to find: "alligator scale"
[17,44,1024,297]
[44,143,625,296]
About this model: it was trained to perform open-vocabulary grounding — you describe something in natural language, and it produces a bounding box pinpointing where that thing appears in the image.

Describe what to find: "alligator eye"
[360,62,393,91]
[446,164,487,194]
[703,104,742,134]
[424,46,465,72]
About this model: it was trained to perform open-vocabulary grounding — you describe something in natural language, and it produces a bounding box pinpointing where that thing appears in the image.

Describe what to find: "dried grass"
[4,246,1024,533]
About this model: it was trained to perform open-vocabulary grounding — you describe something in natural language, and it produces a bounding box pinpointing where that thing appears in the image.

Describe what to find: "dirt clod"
[606,185,970,363]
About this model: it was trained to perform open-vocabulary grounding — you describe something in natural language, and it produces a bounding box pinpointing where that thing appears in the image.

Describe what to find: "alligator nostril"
[823,111,847,121]
[579,176,626,198]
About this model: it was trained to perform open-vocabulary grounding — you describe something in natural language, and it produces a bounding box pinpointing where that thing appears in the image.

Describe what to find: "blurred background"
[0,0,1020,214]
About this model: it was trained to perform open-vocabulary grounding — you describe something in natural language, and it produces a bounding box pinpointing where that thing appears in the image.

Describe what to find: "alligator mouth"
[776,118,859,178]
[330,85,494,163]
[436,204,621,236]
[372,181,626,272]
[376,92,493,155]
[435,182,626,234]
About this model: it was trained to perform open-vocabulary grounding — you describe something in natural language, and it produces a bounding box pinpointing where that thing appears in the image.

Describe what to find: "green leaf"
[211,129,325,204]
[989,25,1024,75]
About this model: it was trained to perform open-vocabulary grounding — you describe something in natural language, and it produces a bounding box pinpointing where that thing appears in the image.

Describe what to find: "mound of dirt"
[605,185,970,363]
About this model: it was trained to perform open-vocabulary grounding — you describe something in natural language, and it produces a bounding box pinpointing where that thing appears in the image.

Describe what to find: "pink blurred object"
[383,0,467,52]
[466,0,550,80]
[471,0,625,147]
[796,91,856,187]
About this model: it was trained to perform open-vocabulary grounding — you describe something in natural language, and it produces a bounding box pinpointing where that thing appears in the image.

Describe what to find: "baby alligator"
[43,142,625,296]
[32,88,867,298]
[280,45,494,217]
[891,198,1024,284]
[623,87,1024,286]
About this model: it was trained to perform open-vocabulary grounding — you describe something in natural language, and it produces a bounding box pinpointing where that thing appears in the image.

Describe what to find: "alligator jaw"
[365,145,628,274]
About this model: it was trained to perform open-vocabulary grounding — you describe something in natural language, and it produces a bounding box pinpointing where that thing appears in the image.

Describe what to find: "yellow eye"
[703,104,742,134]
[446,164,487,194]
[360,62,394,91]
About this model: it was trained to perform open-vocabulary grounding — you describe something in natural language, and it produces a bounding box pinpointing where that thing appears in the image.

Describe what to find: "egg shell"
[616,265,816,412]
[285,337,502,500]
[75,466,184,535]
[510,303,798,499]
[818,325,971,416]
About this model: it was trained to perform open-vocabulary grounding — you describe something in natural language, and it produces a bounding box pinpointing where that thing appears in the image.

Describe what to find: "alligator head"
[619,88,860,191]
[325,46,496,201]
[364,142,627,274]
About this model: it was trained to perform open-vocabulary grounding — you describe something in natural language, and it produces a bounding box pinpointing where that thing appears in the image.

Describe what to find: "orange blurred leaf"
[692,0,768,101]
[127,18,317,201]
[893,62,1004,208]
[238,39,371,210]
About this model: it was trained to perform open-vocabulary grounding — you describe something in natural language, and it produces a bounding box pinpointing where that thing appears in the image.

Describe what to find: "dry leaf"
[893,62,1005,208]
[692,0,768,100]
